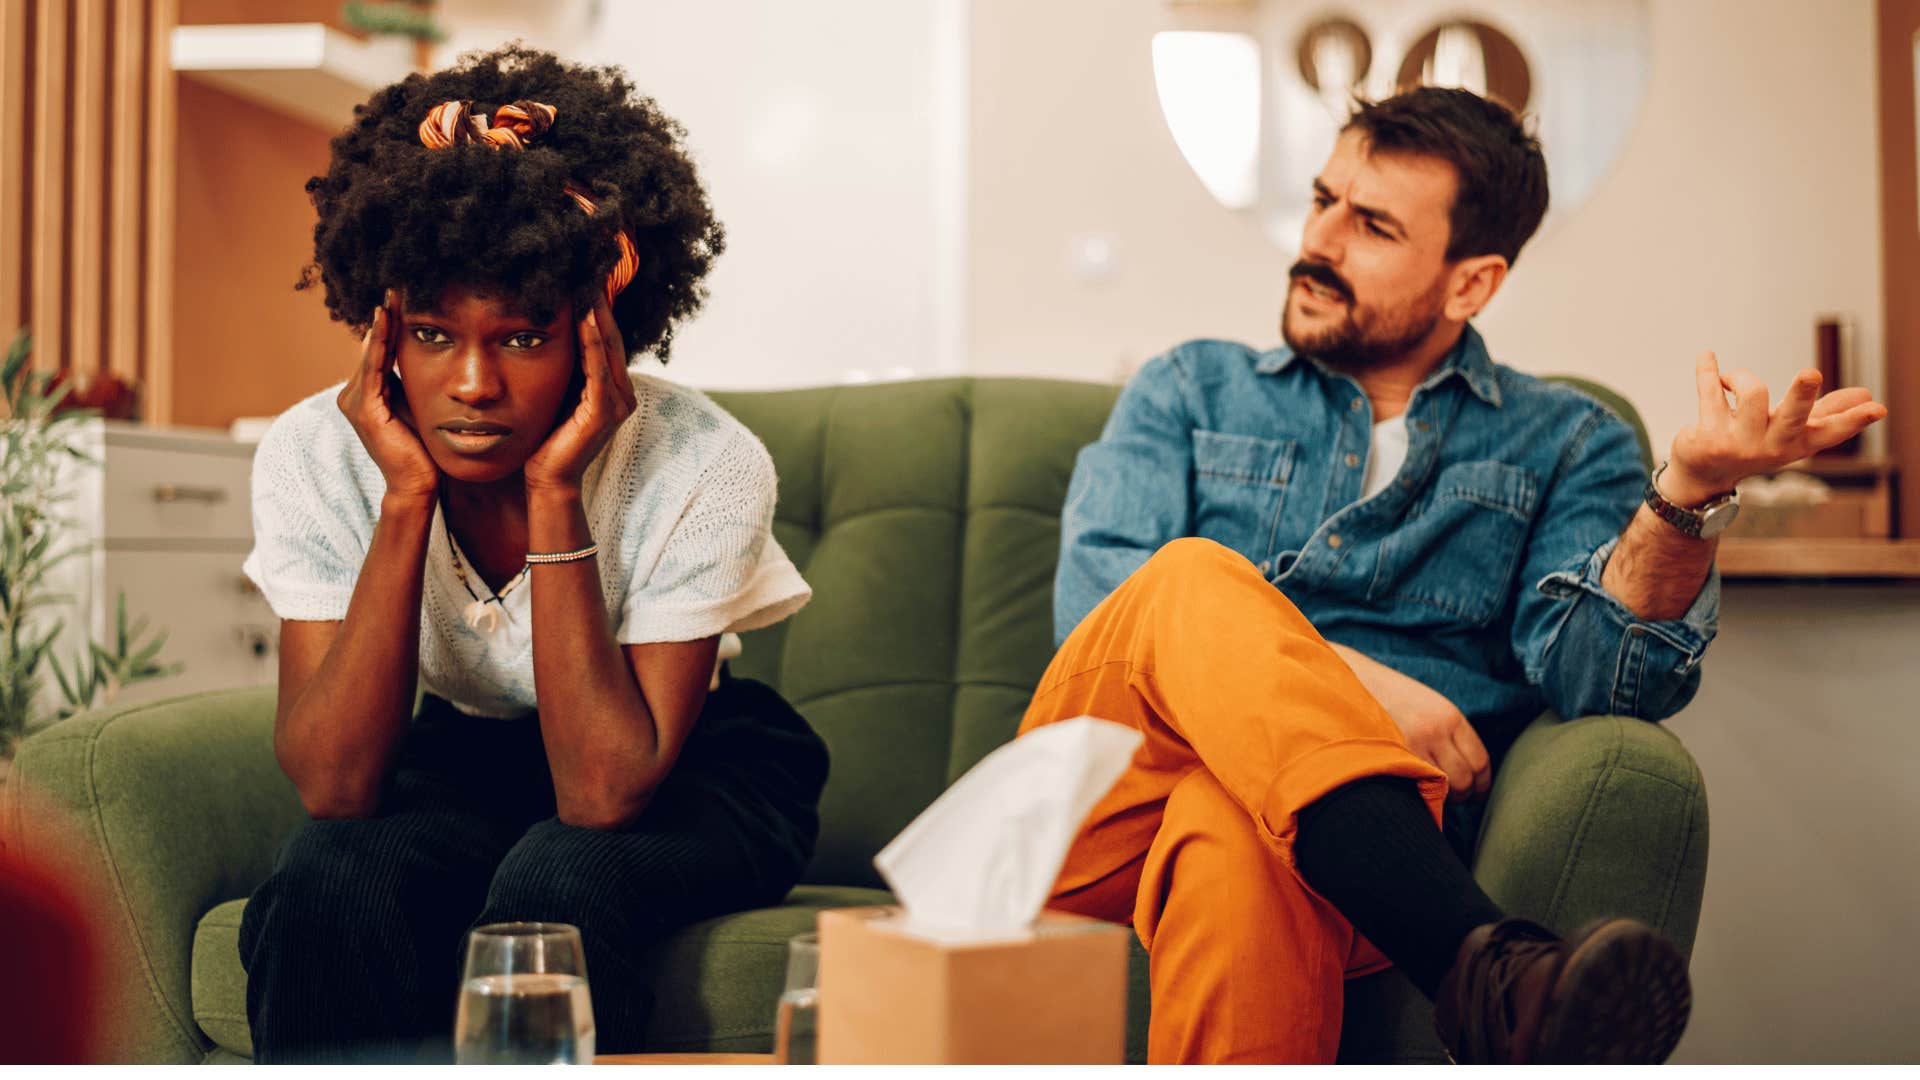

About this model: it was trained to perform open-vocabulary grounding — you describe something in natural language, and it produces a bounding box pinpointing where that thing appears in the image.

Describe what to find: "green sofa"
[7,376,1707,1064]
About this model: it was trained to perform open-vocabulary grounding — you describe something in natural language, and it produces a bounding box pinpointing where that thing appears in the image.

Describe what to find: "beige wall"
[967,0,1887,462]
[171,77,344,429]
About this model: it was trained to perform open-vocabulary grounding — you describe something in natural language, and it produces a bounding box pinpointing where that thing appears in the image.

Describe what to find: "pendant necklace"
[446,518,529,636]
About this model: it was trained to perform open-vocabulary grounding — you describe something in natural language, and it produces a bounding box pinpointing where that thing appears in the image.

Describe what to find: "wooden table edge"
[593,1053,778,1065]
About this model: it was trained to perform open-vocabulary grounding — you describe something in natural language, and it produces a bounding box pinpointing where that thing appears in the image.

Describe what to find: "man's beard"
[1281,261,1449,370]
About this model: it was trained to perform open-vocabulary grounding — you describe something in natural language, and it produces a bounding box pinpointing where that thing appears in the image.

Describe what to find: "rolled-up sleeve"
[1510,406,1720,722]
[1054,352,1196,646]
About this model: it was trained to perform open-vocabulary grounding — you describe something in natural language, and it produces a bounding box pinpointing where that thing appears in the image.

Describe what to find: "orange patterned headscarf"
[417,99,639,305]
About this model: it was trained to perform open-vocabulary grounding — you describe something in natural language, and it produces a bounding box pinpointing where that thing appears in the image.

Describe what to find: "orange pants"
[1018,538,1450,1064]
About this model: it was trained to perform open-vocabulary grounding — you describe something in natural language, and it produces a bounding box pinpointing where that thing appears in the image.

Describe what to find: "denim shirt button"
[1344,453,1360,468]
[1327,534,1344,549]
[1349,398,1365,413]
[1257,559,1272,575]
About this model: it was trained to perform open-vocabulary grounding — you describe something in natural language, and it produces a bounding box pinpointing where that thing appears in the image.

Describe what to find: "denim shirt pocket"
[1368,460,1539,626]
[1192,429,1296,559]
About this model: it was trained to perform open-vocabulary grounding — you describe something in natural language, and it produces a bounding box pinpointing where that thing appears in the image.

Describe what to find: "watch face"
[1697,500,1741,539]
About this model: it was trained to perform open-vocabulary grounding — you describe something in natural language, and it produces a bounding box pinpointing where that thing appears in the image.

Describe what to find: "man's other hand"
[1328,642,1491,803]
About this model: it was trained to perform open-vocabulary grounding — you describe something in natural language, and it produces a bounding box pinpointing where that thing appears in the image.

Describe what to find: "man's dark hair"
[1343,86,1549,266]
[299,43,723,361]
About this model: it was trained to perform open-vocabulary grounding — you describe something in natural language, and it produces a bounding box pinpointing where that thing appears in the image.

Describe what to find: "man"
[1015,87,1886,1064]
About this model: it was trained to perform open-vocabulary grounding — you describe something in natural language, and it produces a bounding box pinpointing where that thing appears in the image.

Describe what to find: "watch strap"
[1644,462,1738,539]
[1643,474,1704,538]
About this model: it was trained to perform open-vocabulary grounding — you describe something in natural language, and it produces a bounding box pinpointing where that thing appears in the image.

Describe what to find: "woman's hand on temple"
[337,289,439,501]
[524,293,639,495]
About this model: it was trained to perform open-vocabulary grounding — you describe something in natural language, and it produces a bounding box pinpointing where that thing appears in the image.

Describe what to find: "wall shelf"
[1717,538,1920,580]
[170,23,412,132]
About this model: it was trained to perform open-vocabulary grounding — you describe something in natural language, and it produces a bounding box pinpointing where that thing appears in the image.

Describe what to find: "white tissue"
[872,715,1144,940]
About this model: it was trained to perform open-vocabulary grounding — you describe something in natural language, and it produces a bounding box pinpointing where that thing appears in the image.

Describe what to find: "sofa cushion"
[188,885,895,1059]
[635,885,893,1051]
[189,899,252,1057]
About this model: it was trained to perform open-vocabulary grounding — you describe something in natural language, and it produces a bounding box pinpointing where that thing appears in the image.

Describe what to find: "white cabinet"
[48,421,275,714]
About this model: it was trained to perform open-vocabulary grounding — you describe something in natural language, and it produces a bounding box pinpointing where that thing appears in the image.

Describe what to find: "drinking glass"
[454,922,597,1065]
[773,932,820,1065]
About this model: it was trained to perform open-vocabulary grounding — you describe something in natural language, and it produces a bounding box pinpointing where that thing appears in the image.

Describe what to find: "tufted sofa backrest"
[707,375,1648,889]
[709,379,1121,887]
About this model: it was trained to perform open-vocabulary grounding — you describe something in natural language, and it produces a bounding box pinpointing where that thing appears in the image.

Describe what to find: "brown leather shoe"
[1433,916,1692,1064]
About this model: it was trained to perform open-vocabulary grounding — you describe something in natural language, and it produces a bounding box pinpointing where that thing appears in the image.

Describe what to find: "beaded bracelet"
[525,544,599,565]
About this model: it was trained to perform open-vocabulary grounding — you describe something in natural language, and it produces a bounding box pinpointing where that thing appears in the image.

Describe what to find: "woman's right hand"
[338,289,439,500]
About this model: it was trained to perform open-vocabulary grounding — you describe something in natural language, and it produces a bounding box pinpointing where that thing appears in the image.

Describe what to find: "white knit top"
[240,370,811,719]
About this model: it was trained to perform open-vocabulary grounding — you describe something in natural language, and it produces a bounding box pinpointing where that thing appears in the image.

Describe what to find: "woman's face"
[394,284,580,487]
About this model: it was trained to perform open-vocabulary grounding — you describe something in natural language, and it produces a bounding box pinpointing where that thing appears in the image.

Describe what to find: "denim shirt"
[1056,325,1719,749]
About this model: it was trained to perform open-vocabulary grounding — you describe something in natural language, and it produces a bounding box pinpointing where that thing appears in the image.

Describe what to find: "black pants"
[237,674,829,1064]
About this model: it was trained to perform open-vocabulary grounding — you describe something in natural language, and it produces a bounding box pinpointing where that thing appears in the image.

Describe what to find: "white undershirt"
[1361,414,1410,501]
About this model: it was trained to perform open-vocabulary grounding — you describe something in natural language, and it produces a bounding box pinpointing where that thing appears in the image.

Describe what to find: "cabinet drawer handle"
[152,483,228,505]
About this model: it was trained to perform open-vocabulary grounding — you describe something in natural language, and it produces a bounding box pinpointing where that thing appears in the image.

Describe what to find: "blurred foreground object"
[0,784,116,1062]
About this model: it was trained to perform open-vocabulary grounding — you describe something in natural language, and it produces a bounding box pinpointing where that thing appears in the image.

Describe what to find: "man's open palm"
[1664,350,1888,506]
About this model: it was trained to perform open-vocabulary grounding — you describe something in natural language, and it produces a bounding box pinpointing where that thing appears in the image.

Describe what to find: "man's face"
[1281,128,1460,369]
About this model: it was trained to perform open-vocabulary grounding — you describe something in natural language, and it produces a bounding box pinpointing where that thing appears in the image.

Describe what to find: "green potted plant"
[0,329,180,768]
[341,1,447,44]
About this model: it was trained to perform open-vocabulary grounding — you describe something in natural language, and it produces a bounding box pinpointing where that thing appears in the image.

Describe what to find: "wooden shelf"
[170,23,413,132]
[1717,538,1920,579]
[1782,454,1896,479]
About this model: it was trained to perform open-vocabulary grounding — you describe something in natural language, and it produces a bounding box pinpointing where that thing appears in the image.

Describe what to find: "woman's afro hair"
[298,43,724,362]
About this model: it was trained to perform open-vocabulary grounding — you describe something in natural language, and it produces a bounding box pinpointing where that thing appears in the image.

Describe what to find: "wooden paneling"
[66,0,106,377]
[4,0,175,411]
[1880,0,1920,538]
[28,0,67,372]
[106,0,144,382]
[0,0,28,341]
[144,0,176,423]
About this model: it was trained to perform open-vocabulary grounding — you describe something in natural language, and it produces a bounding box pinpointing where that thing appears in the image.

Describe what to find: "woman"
[237,45,827,1063]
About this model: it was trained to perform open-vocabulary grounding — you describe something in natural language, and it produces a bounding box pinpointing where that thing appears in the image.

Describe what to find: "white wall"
[433,0,967,390]
[423,2,1885,446]
[967,0,1886,461]
[1480,0,1886,459]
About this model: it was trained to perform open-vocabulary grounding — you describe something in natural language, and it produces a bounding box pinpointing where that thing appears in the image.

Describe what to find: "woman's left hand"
[524,294,639,494]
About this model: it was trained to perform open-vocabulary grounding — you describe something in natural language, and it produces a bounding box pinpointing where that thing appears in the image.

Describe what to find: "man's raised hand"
[1662,350,1888,507]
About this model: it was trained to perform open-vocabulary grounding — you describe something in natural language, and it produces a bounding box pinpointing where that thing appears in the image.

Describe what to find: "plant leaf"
[1,328,30,400]
[46,649,75,702]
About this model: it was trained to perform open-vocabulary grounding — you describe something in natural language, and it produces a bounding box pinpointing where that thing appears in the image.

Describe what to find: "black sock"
[1294,776,1506,998]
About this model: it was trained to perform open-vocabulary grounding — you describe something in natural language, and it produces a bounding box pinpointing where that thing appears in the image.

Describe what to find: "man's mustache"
[1289,260,1353,303]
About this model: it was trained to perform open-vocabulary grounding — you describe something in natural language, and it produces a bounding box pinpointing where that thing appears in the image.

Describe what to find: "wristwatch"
[1644,462,1741,539]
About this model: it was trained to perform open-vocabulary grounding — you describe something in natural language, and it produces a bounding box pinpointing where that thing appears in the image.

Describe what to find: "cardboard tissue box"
[816,904,1129,1064]
[813,716,1144,1064]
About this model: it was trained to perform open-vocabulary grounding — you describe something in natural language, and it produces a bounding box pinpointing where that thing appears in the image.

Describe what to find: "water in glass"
[455,922,595,1065]
[775,986,819,1065]
[775,931,820,1064]
[455,972,594,1064]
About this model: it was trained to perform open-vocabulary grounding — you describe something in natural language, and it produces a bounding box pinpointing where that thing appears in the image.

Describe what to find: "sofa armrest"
[5,687,302,1063]
[1472,714,1710,957]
